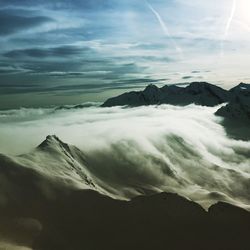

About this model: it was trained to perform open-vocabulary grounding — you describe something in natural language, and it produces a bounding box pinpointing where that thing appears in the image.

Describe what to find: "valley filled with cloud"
[1,103,249,210]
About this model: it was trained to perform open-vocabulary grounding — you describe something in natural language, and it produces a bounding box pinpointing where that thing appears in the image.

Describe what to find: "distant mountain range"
[102,82,231,107]
[102,82,250,139]
[102,82,250,114]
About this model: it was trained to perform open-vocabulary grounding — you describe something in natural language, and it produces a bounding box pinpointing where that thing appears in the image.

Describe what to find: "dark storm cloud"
[0,9,52,36]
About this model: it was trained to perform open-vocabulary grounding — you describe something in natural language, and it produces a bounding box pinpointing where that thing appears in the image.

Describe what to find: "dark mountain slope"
[215,83,250,140]
[0,139,250,249]
[102,82,231,107]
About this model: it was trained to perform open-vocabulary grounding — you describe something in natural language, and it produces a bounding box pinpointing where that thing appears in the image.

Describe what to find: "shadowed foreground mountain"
[0,136,250,250]
[1,188,250,250]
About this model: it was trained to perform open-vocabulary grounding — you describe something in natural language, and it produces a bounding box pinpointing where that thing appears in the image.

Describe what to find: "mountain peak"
[238,82,249,87]
[37,135,70,152]
[230,82,250,93]
[187,81,222,91]
[102,81,230,107]
[188,81,210,87]
[46,135,59,140]
[42,135,61,144]
[143,84,159,92]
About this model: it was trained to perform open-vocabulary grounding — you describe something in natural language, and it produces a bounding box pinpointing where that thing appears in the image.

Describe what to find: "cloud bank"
[0,104,249,209]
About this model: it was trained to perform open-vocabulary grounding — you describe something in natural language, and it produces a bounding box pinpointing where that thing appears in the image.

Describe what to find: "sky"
[1,0,250,108]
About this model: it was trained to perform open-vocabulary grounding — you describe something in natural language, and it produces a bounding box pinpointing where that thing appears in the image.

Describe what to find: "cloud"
[0,104,249,209]
[0,9,52,36]
[0,0,114,11]
[0,0,250,104]
[0,44,155,99]
[4,45,91,59]
[221,0,237,56]
[182,76,193,79]
[0,77,163,95]
[146,1,182,55]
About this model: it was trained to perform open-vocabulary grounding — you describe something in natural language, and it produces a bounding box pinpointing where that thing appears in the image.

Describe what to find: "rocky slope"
[216,82,250,121]
[102,82,231,107]
[215,83,250,139]
[102,81,250,139]
[0,135,250,249]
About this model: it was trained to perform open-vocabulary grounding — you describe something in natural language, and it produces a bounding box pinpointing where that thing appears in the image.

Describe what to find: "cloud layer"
[0,104,249,209]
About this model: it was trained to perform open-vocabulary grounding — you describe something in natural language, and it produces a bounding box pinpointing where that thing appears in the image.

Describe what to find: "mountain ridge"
[1,135,250,209]
[1,135,250,249]
[102,81,249,107]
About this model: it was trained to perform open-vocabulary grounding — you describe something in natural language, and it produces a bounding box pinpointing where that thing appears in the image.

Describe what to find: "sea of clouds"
[0,104,250,209]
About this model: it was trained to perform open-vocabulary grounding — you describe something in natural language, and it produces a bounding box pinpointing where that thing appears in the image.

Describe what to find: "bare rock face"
[215,83,250,140]
[215,97,250,121]
[102,82,231,107]
[101,81,250,140]
[216,83,250,121]
[229,82,250,96]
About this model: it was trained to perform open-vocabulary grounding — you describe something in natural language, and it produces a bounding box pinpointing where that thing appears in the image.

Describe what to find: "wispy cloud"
[146,1,182,56]
[0,0,250,107]
[220,0,237,56]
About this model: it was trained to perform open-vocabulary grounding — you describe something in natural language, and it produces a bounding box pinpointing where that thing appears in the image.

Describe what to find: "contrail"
[147,2,171,37]
[146,1,182,55]
[225,0,237,37]
[221,0,237,56]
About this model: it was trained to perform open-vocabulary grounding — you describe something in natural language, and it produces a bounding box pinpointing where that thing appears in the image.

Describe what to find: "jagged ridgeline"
[0,135,250,250]
[102,82,250,139]
[102,81,250,108]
